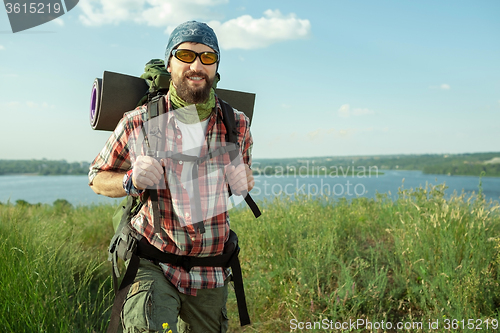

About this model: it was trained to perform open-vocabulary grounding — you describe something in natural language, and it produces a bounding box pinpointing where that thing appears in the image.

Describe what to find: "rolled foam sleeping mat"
[216,89,255,127]
[90,71,256,131]
[90,71,149,131]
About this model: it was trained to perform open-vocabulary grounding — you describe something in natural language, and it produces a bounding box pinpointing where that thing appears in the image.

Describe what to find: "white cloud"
[337,104,375,118]
[79,0,147,26]
[338,129,353,137]
[307,129,324,141]
[6,101,21,108]
[302,128,337,142]
[352,108,375,116]
[79,0,225,27]
[77,0,310,49]
[53,18,65,26]
[338,104,350,118]
[26,101,53,109]
[430,83,451,90]
[0,45,5,50]
[336,127,376,138]
[287,126,381,146]
[209,10,311,49]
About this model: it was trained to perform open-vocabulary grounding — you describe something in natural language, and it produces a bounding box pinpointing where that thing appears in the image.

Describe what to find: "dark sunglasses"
[171,49,219,65]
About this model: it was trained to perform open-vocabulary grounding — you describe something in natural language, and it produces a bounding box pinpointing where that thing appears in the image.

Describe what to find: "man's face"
[167,42,217,104]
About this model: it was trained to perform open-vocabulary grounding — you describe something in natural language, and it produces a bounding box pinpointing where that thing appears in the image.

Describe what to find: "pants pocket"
[121,280,156,333]
[220,307,229,333]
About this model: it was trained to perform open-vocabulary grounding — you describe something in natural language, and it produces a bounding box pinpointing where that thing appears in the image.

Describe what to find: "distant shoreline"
[1,152,499,177]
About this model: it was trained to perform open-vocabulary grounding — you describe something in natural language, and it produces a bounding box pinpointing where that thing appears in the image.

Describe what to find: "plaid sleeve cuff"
[123,169,145,196]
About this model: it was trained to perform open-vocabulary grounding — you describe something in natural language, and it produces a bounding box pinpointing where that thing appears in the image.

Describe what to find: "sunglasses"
[171,49,219,65]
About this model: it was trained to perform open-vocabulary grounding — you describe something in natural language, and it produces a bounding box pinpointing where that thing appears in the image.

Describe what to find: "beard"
[172,70,215,104]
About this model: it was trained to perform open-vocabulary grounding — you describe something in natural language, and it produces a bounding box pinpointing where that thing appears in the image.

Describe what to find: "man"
[89,21,254,333]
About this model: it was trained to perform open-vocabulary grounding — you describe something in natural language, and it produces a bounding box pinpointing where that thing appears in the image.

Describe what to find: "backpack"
[105,59,259,333]
[112,58,260,232]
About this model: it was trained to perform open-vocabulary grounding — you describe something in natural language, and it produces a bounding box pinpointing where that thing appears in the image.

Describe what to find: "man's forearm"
[90,171,127,198]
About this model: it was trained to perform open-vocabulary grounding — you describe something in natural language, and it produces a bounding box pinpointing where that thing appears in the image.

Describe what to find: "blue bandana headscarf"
[165,21,220,67]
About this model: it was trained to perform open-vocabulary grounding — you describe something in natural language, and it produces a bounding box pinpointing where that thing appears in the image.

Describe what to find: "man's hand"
[225,163,254,196]
[132,156,165,190]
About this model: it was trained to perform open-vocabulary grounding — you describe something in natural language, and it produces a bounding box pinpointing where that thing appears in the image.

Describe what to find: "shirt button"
[185,212,190,218]
[179,161,183,165]
[191,237,196,241]
[177,135,181,139]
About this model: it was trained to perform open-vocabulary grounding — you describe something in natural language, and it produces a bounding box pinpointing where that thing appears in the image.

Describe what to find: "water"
[0,175,121,206]
[251,170,500,202]
[0,171,499,206]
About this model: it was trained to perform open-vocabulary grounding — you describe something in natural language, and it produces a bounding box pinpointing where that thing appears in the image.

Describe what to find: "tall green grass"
[1,183,499,332]
[0,200,114,332]
[228,184,500,332]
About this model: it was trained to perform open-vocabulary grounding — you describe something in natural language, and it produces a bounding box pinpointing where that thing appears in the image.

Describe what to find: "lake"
[0,170,499,206]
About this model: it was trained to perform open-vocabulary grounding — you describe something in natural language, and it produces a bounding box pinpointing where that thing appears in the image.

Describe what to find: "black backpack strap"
[229,247,251,326]
[220,100,261,218]
[147,189,162,233]
[106,252,141,333]
[145,94,167,235]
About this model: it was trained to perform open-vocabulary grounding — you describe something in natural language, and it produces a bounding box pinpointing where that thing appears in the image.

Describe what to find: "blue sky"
[1,0,499,162]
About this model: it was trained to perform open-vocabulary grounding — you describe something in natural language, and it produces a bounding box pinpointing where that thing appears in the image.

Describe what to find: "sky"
[0,0,499,163]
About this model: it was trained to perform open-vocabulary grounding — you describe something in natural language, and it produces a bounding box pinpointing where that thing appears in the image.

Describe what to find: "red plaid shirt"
[89,93,253,295]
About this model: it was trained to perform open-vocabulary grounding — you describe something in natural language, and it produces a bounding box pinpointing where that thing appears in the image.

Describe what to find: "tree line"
[0,159,90,175]
[2,152,500,177]
[253,152,500,177]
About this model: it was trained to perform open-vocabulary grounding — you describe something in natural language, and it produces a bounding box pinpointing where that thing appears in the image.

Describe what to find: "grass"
[0,200,115,332]
[227,183,500,332]
[0,183,499,332]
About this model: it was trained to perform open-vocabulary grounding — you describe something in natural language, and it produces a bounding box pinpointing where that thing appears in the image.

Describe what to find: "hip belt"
[106,227,250,333]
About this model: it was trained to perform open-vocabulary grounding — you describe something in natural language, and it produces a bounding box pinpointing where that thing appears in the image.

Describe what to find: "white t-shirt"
[177,118,210,198]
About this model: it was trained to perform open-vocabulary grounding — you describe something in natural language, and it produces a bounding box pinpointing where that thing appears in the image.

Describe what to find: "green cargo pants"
[121,259,229,333]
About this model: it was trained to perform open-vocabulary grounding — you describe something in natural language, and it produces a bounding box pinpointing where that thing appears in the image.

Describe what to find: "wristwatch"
[123,170,145,196]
